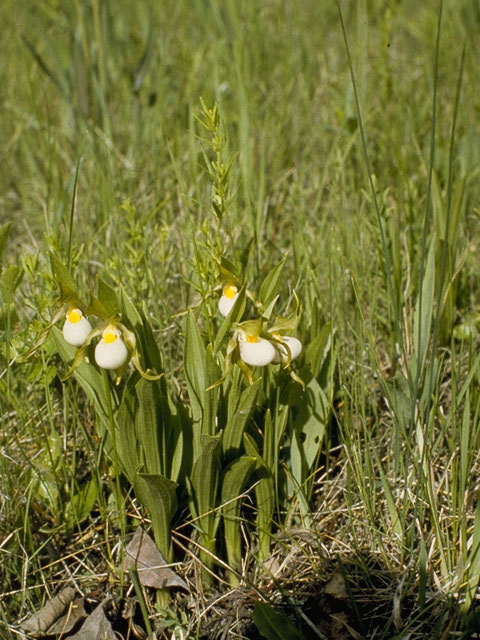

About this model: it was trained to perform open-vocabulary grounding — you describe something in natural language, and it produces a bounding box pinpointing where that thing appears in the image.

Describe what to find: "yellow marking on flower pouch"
[67,308,82,323]
[223,284,238,299]
[245,334,258,343]
[103,328,118,344]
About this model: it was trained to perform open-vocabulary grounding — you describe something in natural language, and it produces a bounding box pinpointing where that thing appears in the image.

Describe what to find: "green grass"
[2,0,480,637]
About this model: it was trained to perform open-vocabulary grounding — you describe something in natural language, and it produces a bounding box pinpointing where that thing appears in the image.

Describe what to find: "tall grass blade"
[462,500,480,613]
[336,0,400,343]
[413,239,435,381]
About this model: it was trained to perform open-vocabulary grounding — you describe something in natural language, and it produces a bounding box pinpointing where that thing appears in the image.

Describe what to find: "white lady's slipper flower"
[94,324,129,370]
[238,332,276,367]
[218,284,239,317]
[62,307,92,347]
[272,335,303,364]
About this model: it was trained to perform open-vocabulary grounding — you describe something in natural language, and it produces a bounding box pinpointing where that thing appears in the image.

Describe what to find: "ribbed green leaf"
[120,285,144,329]
[190,434,221,538]
[294,377,328,471]
[222,377,260,458]
[189,434,221,578]
[0,222,11,264]
[64,480,98,529]
[218,256,240,285]
[289,428,305,505]
[203,344,221,437]
[136,378,163,475]
[286,373,330,522]
[244,433,275,562]
[134,473,177,562]
[184,310,207,432]
[253,602,306,640]
[259,255,287,312]
[49,251,77,301]
[2,264,23,295]
[261,295,280,323]
[140,307,164,373]
[98,278,121,318]
[243,432,260,459]
[290,378,330,520]
[221,456,256,514]
[265,403,289,473]
[86,279,121,320]
[169,401,190,484]
[221,455,256,582]
[119,289,163,373]
[305,322,334,381]
[117,380,140,482]
[185,312,220,449]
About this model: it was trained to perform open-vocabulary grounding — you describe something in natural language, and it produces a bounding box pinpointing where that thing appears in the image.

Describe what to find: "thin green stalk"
[4,282,12,405]
[422,43,466,589]
[67,160,81,273]
[128,566,153,635]
[429,43,465,364]
[416,0,443,397]
[103,370,126,586]
[92,0,106,95]
[336,1,402,351]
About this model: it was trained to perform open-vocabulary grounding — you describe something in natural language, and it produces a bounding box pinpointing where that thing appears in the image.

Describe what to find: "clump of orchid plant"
[217,295,304,387]
[27,253,160,382]
[62,310,160,382]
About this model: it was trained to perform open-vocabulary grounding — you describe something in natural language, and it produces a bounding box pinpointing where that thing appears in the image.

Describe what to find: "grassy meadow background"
[1,0,480,637]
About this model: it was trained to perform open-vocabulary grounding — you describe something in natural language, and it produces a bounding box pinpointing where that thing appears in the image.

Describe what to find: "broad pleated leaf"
[190,434,221,541]
[134,473,177,562]
[259,255,287,312]
[0,222,11,263]
[222,376,260,458]
[49,251,77,301]
[244,433,275,562]
[221,455,256,582]
[253,602,306,640]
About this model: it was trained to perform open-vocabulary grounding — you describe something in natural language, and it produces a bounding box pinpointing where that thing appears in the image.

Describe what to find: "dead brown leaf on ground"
[20,587,85,637]
[123,526,188,590]
[68,601,116,640]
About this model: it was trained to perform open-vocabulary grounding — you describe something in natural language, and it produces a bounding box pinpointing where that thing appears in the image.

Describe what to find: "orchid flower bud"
[62,306,92,347]
[218,284,239,317]
[94,324,129,370]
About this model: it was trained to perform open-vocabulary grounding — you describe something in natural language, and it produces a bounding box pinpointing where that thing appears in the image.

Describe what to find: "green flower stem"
[103,369,126,587]
[128,566,153,635]
[199,535,217,587]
